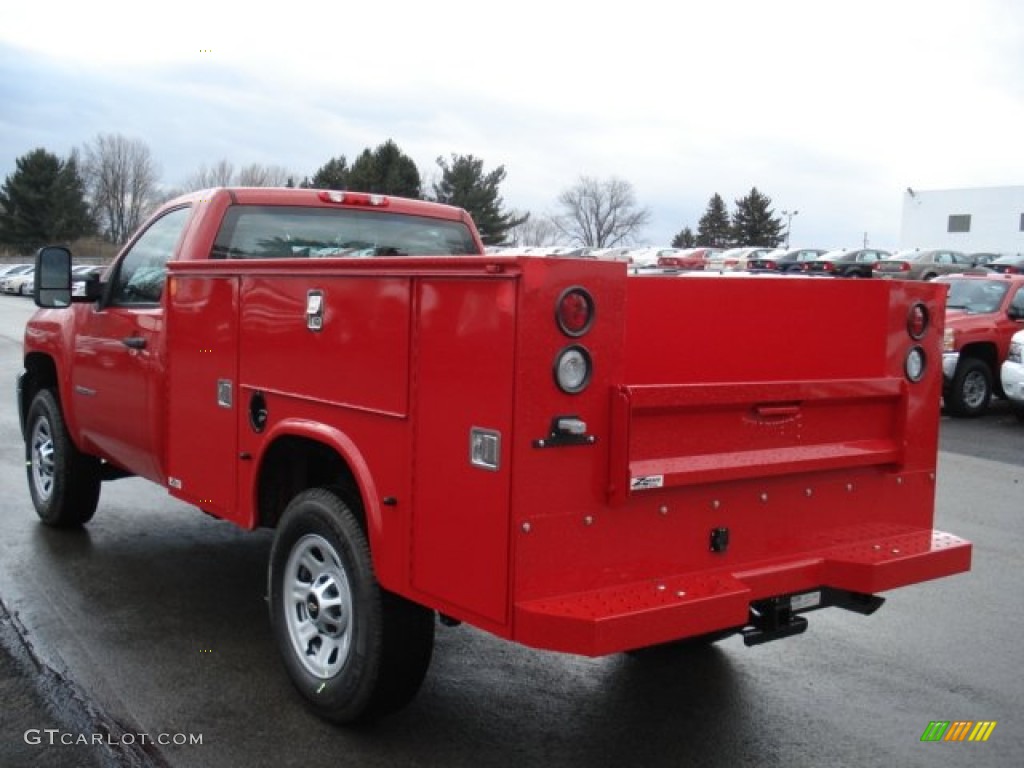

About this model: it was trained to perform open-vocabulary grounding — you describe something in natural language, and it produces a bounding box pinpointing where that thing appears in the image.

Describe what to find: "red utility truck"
[20,188,971,723]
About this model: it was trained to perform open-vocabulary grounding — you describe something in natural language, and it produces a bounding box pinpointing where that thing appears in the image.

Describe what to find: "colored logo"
[920,721,996,742]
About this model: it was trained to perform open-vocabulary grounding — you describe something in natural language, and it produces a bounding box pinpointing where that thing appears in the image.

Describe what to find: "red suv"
[936,273,1024,416]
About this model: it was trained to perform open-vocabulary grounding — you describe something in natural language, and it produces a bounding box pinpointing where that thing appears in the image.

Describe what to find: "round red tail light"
[556,287,594,337]
[907,303,929,339]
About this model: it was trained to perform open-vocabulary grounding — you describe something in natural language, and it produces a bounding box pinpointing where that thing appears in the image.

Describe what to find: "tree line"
[671,190,786,250]
[0,133,789,254]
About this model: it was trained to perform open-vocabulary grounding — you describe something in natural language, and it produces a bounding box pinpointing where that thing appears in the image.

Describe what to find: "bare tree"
[235,163,294,187]
[554,176,651,248]
[82,134,160,245]
[508,210,560,246]
[183,159,235,191]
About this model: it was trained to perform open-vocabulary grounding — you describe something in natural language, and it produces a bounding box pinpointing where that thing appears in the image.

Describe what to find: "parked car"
[0,263,34,283]
[657,247,720,270]
[968,252,1002,268]
[0,266,35,294]
[71,265,105,297]
[936,273,1024,416]
[986,254,1024,274]
[805,248,891,278]
[625,247,670,268]
[588,247,632,262]
[748,248,827,273]
[705,246,774,272]
[873,249,973,280]
[1001,330,1024,420]
[0,263,32,277]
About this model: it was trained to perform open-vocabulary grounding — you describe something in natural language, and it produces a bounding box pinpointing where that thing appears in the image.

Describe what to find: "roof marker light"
[317,190,390,207]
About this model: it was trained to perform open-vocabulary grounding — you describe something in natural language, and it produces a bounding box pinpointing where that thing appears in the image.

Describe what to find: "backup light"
[905,346,926,382]
[554,345,592,394]
[556,287,594,337]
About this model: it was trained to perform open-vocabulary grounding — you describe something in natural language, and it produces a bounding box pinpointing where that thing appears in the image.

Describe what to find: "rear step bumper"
[514,529,971,656]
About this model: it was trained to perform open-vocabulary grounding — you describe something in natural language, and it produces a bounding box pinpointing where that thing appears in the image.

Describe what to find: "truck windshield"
[944,279,1009,313]
[211,205,480,259]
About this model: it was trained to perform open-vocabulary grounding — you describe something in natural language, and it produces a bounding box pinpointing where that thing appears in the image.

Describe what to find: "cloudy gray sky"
[2,0,1022,247]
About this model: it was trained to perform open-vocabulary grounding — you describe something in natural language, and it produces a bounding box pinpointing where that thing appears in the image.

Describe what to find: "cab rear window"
[211,205,480,259]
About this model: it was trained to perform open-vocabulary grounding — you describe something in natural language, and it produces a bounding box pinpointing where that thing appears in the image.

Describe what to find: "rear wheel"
[268,488,435,723]
[26,389,101,527]
[945,358,992,418]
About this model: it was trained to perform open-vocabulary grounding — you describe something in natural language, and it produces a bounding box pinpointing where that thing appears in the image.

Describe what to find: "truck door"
[71,206,192,484]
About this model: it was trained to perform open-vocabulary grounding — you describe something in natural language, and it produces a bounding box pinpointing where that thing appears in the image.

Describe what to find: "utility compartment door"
[165,275,240,520]
[411,277,517,628]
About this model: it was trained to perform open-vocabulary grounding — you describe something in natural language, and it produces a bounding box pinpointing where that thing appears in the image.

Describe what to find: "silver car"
[873,249,973,280]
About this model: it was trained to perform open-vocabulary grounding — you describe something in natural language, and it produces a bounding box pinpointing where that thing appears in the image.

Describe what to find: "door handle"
[122,337,147,350]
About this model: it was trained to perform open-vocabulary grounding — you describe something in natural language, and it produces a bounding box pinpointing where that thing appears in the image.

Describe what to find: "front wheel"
[26,389,101,527]
[945,358,992,418]
[268,488,435,723]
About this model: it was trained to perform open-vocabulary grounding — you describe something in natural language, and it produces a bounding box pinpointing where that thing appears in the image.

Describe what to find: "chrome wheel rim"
[962,371,989,409]
[284,534,353,678]
[30,418,55,502]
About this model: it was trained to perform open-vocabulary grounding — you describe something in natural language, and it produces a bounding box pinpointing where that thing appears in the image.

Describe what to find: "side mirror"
[34,246,73,308]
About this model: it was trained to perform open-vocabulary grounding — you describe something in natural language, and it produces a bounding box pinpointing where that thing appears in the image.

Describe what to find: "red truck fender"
[253,418,384,553]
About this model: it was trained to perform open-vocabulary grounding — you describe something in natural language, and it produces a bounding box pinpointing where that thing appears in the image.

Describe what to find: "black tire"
[945,358,992,418]
[268,488,435,723]
[25,389,101,527]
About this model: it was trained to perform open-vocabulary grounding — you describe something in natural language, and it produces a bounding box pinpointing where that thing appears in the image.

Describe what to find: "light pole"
[782,209,799,248]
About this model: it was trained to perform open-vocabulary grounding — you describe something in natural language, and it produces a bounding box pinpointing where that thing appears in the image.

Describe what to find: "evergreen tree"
[731,187,784,247]
[0,148,94,250]
[309,156,350,189]
[347,140,421,199]
[671,226,696,248]
[431,154,528,245]
[695,193,732,247]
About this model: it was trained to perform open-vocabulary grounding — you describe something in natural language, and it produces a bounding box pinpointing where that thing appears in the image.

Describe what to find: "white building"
[900,185,1024,255]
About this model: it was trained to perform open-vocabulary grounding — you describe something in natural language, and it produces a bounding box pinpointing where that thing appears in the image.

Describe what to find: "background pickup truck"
[20,187,971,723]
[936,272,1024,417]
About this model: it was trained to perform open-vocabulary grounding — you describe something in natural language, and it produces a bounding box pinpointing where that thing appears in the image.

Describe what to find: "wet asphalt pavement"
[1,296,1022,768]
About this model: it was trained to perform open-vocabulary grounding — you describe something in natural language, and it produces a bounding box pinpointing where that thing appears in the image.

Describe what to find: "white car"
[1,268,34,295]
[1000,330,1024,419]
[0,263,33,293]
[705,246,775,272]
